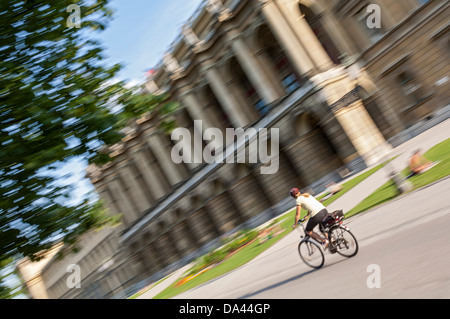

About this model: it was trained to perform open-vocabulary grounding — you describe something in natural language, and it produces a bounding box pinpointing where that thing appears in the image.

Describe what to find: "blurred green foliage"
[0,0,178,297]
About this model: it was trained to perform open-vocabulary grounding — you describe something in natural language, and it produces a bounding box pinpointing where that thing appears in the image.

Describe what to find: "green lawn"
[152,160,389,299]
[346,138,450,218]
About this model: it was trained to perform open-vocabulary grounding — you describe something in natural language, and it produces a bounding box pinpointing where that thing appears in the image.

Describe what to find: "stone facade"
[20,0,449,298]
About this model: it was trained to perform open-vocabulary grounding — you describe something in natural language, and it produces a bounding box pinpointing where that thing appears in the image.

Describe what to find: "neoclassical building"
[20,0,449,298]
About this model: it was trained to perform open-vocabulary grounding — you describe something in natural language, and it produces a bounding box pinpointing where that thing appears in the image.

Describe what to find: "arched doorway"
[205,177,244,233]
[228,163,272,219]
[170,208,199,255]
[288,112,344,186]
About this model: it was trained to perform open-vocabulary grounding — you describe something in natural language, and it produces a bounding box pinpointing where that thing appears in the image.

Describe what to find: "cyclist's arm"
[293,205,305,228]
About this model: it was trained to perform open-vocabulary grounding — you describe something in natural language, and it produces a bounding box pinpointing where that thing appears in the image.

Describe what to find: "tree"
[0,0,177,297]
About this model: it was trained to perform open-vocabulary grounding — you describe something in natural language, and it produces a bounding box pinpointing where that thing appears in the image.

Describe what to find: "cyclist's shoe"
[322,239,329,250]
[328,239,338,254]
[329,246,337,254]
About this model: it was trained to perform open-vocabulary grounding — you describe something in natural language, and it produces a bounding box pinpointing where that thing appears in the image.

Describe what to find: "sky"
[62,0,205,204]
[100,0,203,86]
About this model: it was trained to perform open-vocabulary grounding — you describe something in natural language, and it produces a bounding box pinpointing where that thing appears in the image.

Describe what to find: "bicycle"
[295,210,358,269]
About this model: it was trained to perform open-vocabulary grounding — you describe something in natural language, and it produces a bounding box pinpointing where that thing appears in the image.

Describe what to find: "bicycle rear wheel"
[329,226,358,257]
[298,240,324,269]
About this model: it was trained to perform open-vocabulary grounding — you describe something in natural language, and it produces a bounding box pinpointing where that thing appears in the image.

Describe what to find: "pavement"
[137,118,450,299]
[171,177,450,299]
[136,262,194,299]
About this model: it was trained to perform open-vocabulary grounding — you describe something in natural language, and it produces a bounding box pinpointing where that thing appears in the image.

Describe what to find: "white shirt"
[296,195,326,217]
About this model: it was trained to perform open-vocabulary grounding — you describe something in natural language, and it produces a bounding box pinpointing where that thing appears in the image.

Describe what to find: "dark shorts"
[305,209,328,233]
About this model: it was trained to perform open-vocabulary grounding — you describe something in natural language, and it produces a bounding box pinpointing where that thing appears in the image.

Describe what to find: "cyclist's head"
[289,188,300,198]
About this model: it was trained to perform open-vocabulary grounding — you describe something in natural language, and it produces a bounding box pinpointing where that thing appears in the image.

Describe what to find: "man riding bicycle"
[290,188,329,248]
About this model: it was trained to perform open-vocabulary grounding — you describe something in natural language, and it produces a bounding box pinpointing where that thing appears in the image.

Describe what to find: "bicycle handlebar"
[293,218,307,232]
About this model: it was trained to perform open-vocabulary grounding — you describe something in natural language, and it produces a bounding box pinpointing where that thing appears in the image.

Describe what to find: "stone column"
[276,0,333,71]
[148,133,183,185]
[180,91,215,129]
[121,165,152,214]
[316,77,392,166]
[259,0,315,76]
[332,100,392,166]
[133,150,167,200]
[229,33,281,103]
[224,190,246,225]
[129,160,156,206]
[105,273,125,299]
[180,220,202,250]
[180,91,223,150]
[169,124,202,170]
[253,48,287,96]
[205,67,250,128]
[279,142,306,188]
[165,231,183,259]
[98,187,121,217]
[116,174,142,222]
[142,244,161,273]
[108,178,136,225]
[203,204,222,237]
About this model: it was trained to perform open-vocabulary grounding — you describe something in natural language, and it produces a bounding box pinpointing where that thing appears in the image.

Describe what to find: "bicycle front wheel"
[298,240,324,269]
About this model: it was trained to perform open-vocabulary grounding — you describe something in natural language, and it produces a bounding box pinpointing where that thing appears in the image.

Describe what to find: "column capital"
[206,0,232,22]
[201,61,219,73]
[162,52,184,75]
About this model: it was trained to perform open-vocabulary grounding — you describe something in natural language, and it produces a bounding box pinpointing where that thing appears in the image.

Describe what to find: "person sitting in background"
[409,149,433,175]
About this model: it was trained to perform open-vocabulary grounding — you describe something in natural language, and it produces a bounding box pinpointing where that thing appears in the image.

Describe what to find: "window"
[240,71,267,118]
[282,73,301,94]
[396,71,426,105]
[255,99,270,116]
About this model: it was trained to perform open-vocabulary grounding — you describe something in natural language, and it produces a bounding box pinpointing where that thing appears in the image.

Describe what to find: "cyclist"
[290,188,329,248]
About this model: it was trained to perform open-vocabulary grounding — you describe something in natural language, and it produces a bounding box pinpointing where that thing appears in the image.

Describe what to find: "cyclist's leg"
[305,210,328,243]
[318,222,329,240]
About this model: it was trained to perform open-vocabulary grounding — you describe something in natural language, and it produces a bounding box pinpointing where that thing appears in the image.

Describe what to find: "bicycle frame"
[296,215,353,250]
[296,220,324,245]
[295,213,358,267]
[297,220,328,245]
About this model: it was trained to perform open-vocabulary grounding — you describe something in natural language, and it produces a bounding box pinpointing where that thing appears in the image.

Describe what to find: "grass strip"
[346,138,450,218]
